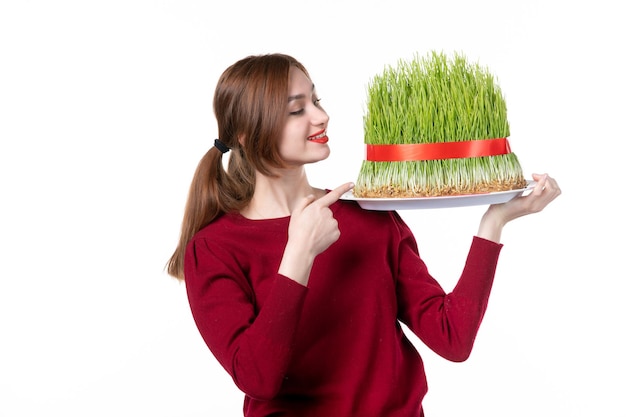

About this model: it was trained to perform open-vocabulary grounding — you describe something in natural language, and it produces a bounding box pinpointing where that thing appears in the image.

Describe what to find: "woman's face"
[278,66,331,167]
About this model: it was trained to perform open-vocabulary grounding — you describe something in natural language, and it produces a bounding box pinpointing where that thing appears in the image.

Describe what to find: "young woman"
[167,53,560,417]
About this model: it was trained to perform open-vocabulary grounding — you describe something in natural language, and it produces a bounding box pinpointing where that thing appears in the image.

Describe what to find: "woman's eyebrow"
[288,84,316,102]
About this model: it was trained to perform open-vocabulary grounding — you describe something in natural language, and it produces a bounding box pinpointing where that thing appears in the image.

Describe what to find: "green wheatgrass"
[354,51,526,197]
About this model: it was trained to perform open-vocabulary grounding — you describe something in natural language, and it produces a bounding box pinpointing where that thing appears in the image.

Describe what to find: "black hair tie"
[214,138,230,154]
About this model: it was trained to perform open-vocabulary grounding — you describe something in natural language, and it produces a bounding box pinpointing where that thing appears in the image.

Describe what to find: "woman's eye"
[289,98,322,116]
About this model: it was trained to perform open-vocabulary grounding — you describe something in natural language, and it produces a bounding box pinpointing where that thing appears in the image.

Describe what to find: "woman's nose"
[312,105,329,126]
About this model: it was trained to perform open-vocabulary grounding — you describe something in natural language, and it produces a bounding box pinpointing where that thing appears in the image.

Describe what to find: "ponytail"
[166,146,254,280]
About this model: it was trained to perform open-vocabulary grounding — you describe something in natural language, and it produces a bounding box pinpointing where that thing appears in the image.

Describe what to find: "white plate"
[341,181,536,210]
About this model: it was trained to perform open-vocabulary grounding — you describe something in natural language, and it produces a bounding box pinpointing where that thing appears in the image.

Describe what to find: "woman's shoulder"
[192,212,235,237]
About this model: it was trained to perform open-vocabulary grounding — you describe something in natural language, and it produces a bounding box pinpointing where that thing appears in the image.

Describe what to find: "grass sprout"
[355,51,526,197]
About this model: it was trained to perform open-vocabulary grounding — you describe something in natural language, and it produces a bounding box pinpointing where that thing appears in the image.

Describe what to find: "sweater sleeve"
[184,236,308,399]
[392,213,503,362]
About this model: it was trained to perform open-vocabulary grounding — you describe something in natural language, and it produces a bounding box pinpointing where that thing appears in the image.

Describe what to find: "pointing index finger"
[315,182,355,208]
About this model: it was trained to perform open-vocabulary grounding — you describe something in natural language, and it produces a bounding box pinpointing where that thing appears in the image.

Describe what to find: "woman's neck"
[241,168,323,220]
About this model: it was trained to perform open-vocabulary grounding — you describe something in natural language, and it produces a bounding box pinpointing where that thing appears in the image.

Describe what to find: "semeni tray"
[341,181,536,211]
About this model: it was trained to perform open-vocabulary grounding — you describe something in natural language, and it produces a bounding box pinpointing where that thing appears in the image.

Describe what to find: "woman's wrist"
[476,207,506,243]
[278,242,315,286]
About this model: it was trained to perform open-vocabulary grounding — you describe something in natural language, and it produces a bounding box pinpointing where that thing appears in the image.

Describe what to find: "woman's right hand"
[278,182,354,285]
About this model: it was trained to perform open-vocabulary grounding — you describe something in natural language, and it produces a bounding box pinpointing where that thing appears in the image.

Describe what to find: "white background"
[1,0,624,416]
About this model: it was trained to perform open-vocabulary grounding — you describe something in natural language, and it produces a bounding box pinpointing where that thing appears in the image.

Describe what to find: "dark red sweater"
[184,199,502,417]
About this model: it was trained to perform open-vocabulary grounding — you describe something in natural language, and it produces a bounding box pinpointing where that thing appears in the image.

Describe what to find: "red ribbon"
[365,137,511,162]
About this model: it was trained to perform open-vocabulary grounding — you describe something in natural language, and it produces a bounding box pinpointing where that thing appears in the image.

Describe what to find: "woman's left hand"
[477,173,561,242]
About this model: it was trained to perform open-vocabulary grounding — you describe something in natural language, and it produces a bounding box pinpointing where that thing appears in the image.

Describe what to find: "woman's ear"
[237,134,246,147]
